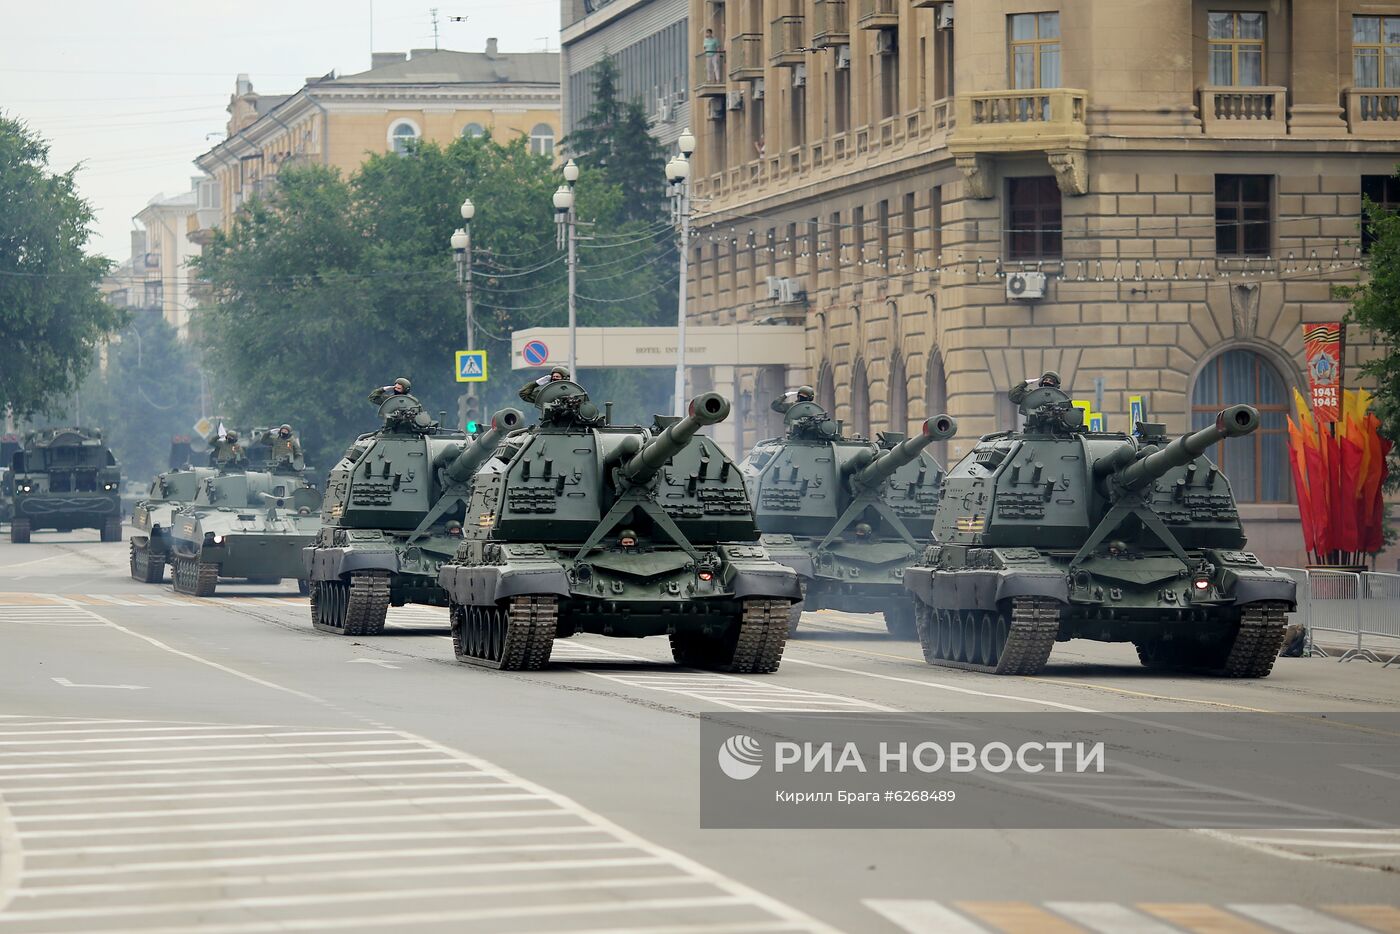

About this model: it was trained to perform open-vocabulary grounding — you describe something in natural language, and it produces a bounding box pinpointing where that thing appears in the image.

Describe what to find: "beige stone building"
[685,0,1400,565]
[193,40,561,237]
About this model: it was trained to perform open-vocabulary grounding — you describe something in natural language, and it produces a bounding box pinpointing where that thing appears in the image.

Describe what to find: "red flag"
[1339,418,1365,554]
[1303,425,1332,555]
[1287,417,1315,557]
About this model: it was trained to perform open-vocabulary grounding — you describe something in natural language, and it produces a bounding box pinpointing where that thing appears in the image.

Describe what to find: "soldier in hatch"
[368,378,413,407]
[207,430,247,470]
[770,385,816,414]
[259,424,303,470]
[518,366,572,405]
[1008,370,1062,406]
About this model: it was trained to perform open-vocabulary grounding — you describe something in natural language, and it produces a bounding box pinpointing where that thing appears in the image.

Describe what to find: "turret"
[1114,405,1260,491]
[443,408,524,484]
[848,415,958,490]
[621,393,730,484]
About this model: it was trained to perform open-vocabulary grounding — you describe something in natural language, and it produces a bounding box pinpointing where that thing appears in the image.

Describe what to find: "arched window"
[817,362,836,414]
[1191,348,1290,503]
[850,358,871,438]
[462,122,486,139]
[925,349,949,466]
[530,123,556,157]
[888,353,909,436]
[388,121,420,154]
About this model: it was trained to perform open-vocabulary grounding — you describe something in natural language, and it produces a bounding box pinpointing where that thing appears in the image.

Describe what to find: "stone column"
[709,364,742,457]
[1289,2,1347,136]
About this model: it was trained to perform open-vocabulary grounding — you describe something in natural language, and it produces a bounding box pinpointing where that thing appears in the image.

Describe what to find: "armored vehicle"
[307,393,524,636]
[0,434,19,525]
[6,427,122,543]
[169,466,322,597]
[904,379,1296,677]
[437,381,801,672]
[741,401,956,638]
[129,464,216,582]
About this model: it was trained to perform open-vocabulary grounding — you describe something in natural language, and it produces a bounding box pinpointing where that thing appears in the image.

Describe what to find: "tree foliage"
[0,115,123,420]
[71,310,203,483]
[563,56,669,225]
[193,131,679,471]
[1348,192,1400,447]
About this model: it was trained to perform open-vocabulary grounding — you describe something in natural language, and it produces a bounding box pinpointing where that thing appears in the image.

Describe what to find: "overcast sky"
[1,0,561,261]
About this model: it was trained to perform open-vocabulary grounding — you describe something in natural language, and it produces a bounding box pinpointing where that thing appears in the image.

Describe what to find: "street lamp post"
[554,159,580,373]
[666,128,697,416]
[451,196,475,352]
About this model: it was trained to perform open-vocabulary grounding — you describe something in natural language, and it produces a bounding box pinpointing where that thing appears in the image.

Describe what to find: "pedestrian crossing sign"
[455,350,488,383]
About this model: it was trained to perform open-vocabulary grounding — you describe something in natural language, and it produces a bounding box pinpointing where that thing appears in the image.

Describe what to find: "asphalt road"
[2,530,1398,934]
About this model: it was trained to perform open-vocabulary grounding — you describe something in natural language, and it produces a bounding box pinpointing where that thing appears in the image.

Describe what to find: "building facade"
[193,40,561,234]
[133,187,201,338]
[562,0,691,149]
[685,0,1400,566]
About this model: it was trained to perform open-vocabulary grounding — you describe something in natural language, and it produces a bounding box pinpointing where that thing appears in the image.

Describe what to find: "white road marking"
[49,677,147,690]
[864,899,990,933]
[1045,901,1193,933]
[0,729,403,746]
[582,669,896,713]
[1227,903,1378,933]
[347,658,400,668]
[781,657,1098,712]
[15,793,544,825]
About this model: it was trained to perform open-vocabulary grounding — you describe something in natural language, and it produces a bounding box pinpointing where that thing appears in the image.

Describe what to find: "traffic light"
[459,392,481,435]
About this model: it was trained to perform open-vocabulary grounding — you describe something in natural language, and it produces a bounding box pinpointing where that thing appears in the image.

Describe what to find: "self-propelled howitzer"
[903,382,1296,677]
[741,405,955,638]
[437,382,800,672]
[306,399,524,636]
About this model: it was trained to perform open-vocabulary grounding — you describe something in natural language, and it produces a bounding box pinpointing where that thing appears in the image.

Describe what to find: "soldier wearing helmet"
[770,385,816,414]
[206,429,247,470]
[259,423,303,470]
[518,366,573,405]
[368,377,413,407]
[1009,371,1064,407]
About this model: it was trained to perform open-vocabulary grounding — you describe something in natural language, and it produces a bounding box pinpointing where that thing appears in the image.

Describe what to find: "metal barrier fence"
[1278,567,1400,666]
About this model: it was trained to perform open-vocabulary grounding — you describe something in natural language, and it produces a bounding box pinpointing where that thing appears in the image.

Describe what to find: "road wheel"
[10,518,30,544]
[101,516,122,543]
[452,597,555,670]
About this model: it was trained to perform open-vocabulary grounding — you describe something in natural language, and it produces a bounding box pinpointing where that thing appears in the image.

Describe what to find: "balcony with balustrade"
[770,15,805,67]
[695,50,727,97]
[727,33,763,81]
[1346,87,1400,137]
[949,88,1088,152]
[856,0,897,30]
[811,0,848,47]
[1198,86,1288,136]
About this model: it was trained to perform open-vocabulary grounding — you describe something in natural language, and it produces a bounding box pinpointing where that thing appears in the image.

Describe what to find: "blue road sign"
[455,350,488,383]
[523,340,549,367]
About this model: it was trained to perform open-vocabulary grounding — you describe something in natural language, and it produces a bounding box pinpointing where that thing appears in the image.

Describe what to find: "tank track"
[914,596,1061,675]
[9,518,30,544]
[883,603,918,641]
[1217,602,1289,677]
[129,540,165,583]
[312,572,390,636]
[670,598,790,674]
[172,556,218,597]
[450,595,556,671]
[101,516,123,543]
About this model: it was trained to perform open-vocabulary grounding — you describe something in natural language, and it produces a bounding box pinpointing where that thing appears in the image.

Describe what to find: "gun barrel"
[621,392,731,482]
[445,408,524,483]
[851,415,957,488]
[1117,404,1259,490]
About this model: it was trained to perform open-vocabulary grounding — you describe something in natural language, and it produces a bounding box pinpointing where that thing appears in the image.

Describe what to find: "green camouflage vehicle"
[129,464,216,583]
[437,382,801,672]
[0,433,18,525]
[6,427,122,543]
[306,392,524,636]
[903,377,1296,677]
[741,398,956,638]
[168,463,322,597]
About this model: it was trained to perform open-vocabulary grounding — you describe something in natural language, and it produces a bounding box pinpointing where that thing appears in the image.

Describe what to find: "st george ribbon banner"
[1303,322,1343,423]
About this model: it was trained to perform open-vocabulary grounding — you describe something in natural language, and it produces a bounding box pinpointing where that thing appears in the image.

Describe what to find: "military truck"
[306,392,524,636]
[436,381,801,672]
[741,400,956,638]
[6,427,122,543]
[904,378,1296,677]
[168,467,322,597]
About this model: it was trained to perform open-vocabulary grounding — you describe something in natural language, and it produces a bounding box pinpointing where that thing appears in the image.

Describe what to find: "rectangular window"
[1353,15,1400,89]
[902,193,916,271]
[829,211,841,273]
[929,186,943,261]
[852,206,865,267]
[767,227,777,278]
[1215,174,1271,256]
[1208,12,1265,86]
[1362,174,1400,252]
[834,68,850,134]
[1009,12,1060,89]
[786,222,798,276]
[1006,177,1062,260]
[877,200,890,268]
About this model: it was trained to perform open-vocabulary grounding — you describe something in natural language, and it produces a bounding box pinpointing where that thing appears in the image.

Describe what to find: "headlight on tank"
[205,532,225,545]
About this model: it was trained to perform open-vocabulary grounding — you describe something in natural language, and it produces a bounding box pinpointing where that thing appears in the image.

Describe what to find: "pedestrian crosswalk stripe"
[865,901,1400,933]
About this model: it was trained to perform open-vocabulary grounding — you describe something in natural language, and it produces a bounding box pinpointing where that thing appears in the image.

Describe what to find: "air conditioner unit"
[707,97,725,121]
[875,28,897,55]
[792,64,806,87]
[657,98,673,122]
[752,78,766,100]
[1006,271,1047,301]
[778,278,807,303]
[937,3,954,29]
[835,44,851,70]
[727,89,745,110]
[765,276,782,299]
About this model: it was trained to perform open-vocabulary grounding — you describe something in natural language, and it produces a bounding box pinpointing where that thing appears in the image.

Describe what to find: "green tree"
[563,56,669,225]
[0,115,123,420]
[1348,187,1400,457]
[72,310,203,483]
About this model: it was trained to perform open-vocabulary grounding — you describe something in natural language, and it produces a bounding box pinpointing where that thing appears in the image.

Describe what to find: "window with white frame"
[530,123,556,156]
[389,121,420,154]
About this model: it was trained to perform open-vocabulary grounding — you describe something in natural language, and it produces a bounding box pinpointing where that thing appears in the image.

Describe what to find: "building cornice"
[561,0,656,45]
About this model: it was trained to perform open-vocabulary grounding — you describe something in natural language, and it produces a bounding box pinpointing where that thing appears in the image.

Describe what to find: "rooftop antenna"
[430,7,440,49]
